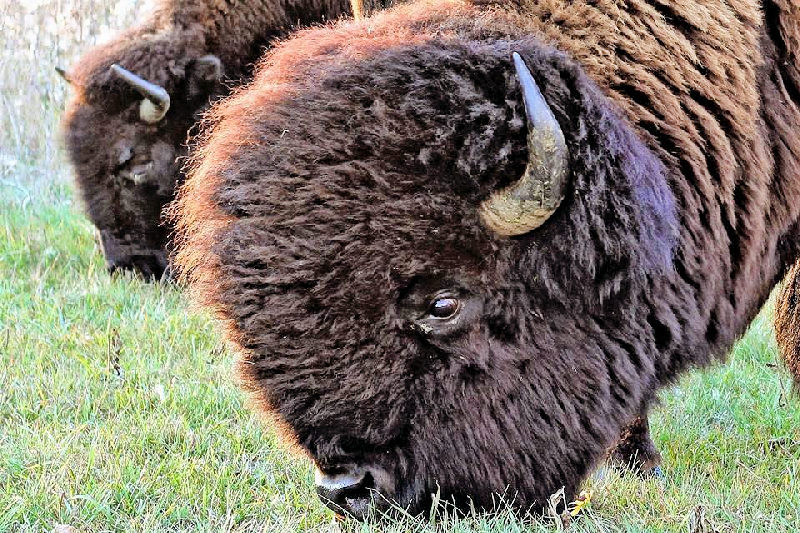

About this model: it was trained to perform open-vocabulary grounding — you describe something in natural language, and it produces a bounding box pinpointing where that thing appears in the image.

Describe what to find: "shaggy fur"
[775,262,800,387]
[173,0,800,516]
[61,0,377,277]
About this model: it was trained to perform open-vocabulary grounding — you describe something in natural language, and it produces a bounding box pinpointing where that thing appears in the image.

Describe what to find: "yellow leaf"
[570,489,593,517]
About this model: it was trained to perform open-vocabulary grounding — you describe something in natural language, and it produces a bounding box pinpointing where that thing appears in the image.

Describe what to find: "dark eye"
[428,296,460,319]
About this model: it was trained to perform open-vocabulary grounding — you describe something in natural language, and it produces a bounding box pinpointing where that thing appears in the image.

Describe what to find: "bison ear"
[191,55,223,82]
[187,55,223,98]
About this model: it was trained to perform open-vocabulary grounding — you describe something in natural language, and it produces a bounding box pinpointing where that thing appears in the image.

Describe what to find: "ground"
[1,1,800,532]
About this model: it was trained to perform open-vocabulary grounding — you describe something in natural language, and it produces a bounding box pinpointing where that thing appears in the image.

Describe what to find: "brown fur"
[775,262,800,387]
[173,0,800,516]
[61,0,373,277]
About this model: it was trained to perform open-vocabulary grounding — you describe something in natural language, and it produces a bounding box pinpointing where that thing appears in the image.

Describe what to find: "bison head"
[174,3,678,519]
[61,31,225,279]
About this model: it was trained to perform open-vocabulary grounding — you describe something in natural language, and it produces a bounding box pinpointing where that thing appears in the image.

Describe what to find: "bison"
[172,0,800,519]
[60,0,393,278]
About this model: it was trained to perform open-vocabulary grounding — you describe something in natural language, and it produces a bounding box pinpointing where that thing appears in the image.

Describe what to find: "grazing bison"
[172,0,800,518]
[60,0,393,278]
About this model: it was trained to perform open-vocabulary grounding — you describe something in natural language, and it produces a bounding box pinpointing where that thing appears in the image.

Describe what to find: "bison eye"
[428,296,460,319]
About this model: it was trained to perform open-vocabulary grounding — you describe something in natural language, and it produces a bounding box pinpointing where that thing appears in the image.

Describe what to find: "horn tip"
[55,66,72,84]
[511,51,532,78]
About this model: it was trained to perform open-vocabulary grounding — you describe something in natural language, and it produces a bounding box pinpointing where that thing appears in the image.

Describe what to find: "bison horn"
[479,52,569,236]
[55,66,71,83]
[110,64,171,123]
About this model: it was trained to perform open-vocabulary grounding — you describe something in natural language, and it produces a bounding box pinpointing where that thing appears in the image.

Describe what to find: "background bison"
[173,0,800,519]
[60,0,382,278]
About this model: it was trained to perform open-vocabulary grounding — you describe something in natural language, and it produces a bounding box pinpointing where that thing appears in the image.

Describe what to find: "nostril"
[314,467,369,500]
[315,467,375,519]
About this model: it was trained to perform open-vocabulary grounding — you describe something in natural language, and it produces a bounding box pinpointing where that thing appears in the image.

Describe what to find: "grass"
[2,1,800,532]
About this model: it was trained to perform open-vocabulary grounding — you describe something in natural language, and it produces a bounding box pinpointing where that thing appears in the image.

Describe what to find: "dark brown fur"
[61,0,376,277]
[173,0,800,516]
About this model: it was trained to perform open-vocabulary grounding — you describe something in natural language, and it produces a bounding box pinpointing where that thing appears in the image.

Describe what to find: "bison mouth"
[314,462,412,520]
[97,229,170,280]
[315,468,376,519]
[313,461,520,520]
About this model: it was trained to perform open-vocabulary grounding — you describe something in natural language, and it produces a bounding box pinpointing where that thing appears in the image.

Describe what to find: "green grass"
[2,175,800,533]
[0,176,332,533]
[3,1,800,531]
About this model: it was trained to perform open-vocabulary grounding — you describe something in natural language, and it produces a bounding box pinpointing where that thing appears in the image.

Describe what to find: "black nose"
[105,253,170,281]
[315,466,376,520]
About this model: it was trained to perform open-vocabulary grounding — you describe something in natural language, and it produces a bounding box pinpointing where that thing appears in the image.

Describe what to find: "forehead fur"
[188,43,526,344]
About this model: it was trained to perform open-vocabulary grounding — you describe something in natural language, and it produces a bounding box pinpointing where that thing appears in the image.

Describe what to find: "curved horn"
[479,52,569,236]
[110,64,170,123]
[55,66,71,83]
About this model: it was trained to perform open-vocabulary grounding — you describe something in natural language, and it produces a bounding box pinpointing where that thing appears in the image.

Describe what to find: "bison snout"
[315,465,389,520]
